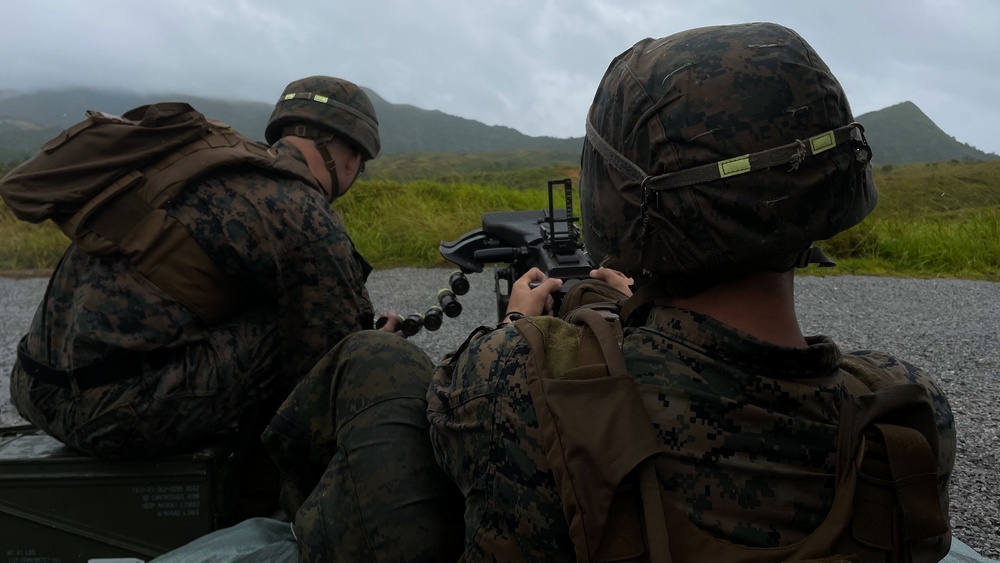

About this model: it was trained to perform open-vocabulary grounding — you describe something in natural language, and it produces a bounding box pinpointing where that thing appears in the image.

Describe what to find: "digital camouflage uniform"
[427,307,956,560]
[11,138,374,457]
[261,330,464,562]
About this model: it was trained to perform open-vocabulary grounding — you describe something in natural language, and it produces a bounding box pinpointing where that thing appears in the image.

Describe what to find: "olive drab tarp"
[0,103,319,324]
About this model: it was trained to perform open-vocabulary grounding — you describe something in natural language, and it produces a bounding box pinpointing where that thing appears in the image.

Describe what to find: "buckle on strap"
[793,246,836,269]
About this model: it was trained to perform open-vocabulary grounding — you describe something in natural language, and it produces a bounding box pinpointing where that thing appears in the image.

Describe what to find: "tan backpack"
[0,103,319,324]
[512,296,950,563]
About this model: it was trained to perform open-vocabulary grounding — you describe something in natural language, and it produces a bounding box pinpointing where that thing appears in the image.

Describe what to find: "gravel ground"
[1,270,997,557]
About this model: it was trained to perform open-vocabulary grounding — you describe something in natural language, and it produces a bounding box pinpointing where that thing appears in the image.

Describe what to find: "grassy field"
[1,157,998,281]
[821,160,1000,279]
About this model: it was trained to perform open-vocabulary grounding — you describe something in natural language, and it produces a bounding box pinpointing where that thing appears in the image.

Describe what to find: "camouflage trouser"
[261,330,464,563]
[10,305,283,458]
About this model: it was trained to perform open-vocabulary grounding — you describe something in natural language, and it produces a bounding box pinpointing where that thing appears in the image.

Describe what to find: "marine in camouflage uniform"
[10,76,379,460]
[253,82,462,562]
[427,23,955,561]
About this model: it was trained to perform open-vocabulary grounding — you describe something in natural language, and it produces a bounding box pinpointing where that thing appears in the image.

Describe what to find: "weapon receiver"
[439,178,595,322]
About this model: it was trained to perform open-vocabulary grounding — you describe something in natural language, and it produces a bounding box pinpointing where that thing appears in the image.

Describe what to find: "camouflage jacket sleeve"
[427,324,576,561]
[175,160,373,382]
[267,207,373,378]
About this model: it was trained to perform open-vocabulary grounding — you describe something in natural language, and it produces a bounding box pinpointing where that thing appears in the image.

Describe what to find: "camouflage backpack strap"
[639,380,868,563]
[3,102,320,325]
[77,111,319,325]
[640,359,949,562]
[0,104,207,225]
[557,277,630,318]
[77,152,252,326]
[839,356,950,560]
[514,306,921,562]
[513,309,670,562]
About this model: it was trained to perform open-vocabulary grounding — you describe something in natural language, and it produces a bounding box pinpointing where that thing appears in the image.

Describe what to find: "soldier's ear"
[346,150,363,181]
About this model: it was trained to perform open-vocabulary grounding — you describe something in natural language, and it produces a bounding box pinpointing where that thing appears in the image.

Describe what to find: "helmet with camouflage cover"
[580,22,876,289]
[265,75,381,160]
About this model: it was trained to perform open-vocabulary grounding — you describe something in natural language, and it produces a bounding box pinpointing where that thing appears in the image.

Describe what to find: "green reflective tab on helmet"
[810,131,836,154]
[718,155,752,178]
[265,76,381,158]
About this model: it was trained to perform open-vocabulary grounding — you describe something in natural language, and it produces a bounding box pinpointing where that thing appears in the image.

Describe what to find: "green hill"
[0,87,580,157]
[856,101,997,165]
[0,88,995,165]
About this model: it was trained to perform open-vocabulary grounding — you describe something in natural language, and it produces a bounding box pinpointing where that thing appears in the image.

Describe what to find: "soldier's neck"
[658,270,807,347]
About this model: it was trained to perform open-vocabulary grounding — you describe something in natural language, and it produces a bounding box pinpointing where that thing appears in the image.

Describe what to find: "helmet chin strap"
[314,138,341,198]
[280,124,343,199]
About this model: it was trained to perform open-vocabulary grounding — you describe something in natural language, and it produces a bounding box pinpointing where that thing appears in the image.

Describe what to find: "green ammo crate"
[0,425,239,562]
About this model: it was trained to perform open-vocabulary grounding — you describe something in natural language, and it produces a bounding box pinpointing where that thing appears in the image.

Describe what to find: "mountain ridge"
[0,87,995,165]
[855,101,993,165]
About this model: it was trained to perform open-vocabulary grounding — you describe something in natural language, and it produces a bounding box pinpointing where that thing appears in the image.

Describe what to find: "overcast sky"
[3,0,999,154]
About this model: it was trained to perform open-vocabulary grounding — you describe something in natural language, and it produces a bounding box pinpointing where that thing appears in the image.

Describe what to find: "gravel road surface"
[2,270,997,557]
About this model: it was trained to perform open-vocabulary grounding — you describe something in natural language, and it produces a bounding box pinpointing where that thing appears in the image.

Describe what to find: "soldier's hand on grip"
[589,267,634,297]
[505,267,562,320]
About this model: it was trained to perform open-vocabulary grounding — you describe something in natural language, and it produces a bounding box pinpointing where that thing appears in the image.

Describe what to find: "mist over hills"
[0,87,995,166]
[0,87,580,162]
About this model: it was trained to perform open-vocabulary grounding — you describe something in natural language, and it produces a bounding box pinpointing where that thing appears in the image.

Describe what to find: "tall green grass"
[0,202,68,271]
[1,158,999,281]
[821,209,1000,279]
[0,178,565,272]
[814,159,1000,279]
[338,179,567,268]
